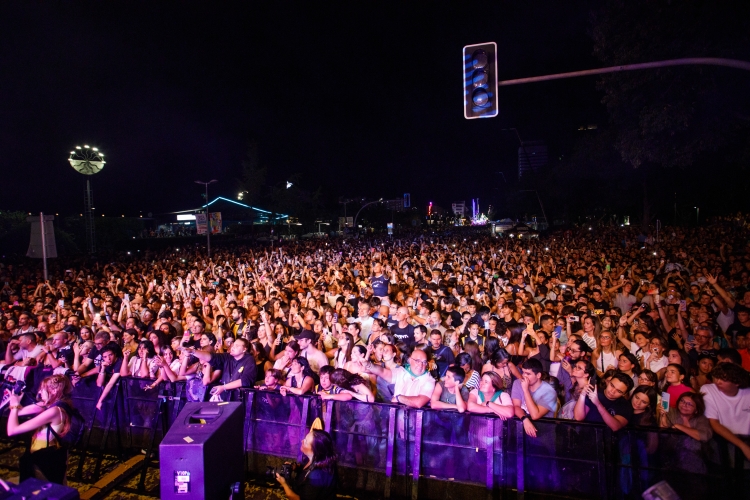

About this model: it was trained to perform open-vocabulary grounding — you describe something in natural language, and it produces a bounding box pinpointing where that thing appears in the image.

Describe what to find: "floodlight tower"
[68,145,105,254]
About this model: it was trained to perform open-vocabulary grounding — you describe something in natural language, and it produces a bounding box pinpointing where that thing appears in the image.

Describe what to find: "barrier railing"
[239,388,750,499]
[3,378,749,498]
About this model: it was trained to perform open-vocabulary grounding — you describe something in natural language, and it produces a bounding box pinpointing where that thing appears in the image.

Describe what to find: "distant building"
[518,141,548,178]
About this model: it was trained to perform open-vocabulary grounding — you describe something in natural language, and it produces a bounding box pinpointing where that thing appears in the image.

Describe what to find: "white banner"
[27,215,57,258]
[196,213,208,235]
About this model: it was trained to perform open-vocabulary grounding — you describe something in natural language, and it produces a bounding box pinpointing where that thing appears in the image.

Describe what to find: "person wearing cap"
[295,329,329,374]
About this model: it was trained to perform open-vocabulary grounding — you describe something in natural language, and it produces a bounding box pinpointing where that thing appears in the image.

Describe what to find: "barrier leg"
[485,417,495,499]
[384,406,396,499]
[597,427,610,500]
[411,411,423,500]
[243,391,254,475]
[495,418,505,495]
[137,395,164,492]
[515,420,524,500]
[296,397,310,463]
[93,382,121,481]
[75,409,97,481]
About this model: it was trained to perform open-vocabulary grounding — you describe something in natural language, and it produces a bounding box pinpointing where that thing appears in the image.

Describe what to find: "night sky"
[1,2,607,217]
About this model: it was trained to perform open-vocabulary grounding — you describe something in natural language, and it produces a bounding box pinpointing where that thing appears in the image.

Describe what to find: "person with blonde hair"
[7,375,77,484]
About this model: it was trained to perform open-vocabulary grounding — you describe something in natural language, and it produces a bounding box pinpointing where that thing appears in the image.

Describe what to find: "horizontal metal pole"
[498,57,750,87]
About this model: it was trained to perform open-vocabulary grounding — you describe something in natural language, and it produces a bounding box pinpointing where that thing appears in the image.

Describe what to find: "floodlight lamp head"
[68,145,105,175]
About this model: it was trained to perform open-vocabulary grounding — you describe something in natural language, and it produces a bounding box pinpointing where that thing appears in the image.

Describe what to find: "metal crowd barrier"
[239,388,750,500]
[3,378,749,498]
[66,377,188,487]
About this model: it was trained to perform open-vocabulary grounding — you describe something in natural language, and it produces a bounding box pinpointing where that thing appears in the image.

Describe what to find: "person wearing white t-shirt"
[4,332,44,368]
[701,362,750,461]
[643,337,669,381]
[365,348,435,408]
[348,302,374,344]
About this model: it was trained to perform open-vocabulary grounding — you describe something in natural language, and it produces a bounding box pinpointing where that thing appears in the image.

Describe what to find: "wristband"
[9,405,23,411]
[520,414,530,422]
[396,395,402,404]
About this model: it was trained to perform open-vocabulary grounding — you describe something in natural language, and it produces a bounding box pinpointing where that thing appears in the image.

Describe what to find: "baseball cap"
[295,329,316,341]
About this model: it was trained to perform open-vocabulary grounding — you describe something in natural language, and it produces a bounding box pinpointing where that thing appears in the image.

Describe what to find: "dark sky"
[0,2,604,217]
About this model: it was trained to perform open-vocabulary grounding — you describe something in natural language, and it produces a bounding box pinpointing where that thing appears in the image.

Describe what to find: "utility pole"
[339,198,354,231]
[195,179,217,257]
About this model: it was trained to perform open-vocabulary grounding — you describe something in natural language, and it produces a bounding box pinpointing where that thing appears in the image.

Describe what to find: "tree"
[237,140,267,206]
[591,0,750,169]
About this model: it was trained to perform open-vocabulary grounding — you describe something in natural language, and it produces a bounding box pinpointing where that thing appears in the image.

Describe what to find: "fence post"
[597,427,610,500]
[92,379,122,480]
[486,417,496,497]
[384,406,397,499]
[323,399,333,433]
[515,420,525,500]
[495,418,505,494]
[243,390,255,473]
[411,410,423,500]
[297,397,310,463]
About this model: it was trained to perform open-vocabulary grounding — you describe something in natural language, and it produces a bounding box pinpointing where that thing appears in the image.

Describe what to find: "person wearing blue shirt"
[369,262,389,298]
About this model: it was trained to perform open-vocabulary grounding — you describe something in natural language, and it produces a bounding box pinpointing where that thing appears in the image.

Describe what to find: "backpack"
[47,401,85,449]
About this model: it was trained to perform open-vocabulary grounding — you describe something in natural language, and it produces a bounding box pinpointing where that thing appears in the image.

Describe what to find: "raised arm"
[707,274,735,310]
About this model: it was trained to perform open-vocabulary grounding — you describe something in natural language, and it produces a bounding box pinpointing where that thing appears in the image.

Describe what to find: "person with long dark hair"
[329,368,375,403]
[275,429,338,499]
[559,360,597,420]
[7,375,76,484]
[121,339,158,379]
[280,357,315,396]
[482,348,521,391]
[629,386,658,427]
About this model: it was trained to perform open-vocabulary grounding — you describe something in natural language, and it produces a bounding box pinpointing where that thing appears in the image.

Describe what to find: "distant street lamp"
[694,206,699,226]
[316,221,330,233]
[195,179,218,257]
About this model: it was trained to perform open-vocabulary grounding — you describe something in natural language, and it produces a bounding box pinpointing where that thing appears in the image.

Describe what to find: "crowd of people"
[2,220,750,489]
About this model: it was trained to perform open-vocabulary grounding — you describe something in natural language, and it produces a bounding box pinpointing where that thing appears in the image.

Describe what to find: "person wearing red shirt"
[664,364,693,408]
[734,332,750,372]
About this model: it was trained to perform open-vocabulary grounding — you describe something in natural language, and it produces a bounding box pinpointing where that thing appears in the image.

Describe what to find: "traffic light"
[463,42,498,119]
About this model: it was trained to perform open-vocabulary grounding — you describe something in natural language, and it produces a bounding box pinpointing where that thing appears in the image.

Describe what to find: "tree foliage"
[236,140,330,228]
[590,0,750,169]
[237,140,267,207]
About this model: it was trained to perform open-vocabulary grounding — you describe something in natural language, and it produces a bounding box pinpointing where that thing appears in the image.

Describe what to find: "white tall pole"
[205,183,211,258]
[40,212,48,281]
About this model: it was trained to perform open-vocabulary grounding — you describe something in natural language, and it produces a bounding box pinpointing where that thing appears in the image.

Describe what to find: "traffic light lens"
[472,88,489,107]
[472,50,488,69]
[463,42,497,119]
[472,68,488,88]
